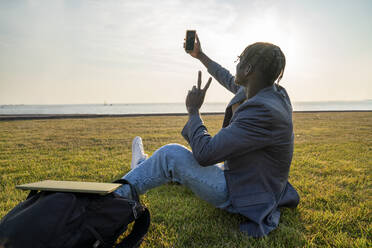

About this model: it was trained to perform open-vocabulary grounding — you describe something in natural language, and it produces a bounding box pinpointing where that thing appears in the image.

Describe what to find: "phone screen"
[185,30,196,51]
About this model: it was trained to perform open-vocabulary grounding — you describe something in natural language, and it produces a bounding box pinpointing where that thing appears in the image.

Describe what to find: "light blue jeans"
[115,143,235,211]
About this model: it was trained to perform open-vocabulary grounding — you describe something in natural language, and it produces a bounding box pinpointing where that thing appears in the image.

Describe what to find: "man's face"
[234,59,242,85]
[234,58,249,86]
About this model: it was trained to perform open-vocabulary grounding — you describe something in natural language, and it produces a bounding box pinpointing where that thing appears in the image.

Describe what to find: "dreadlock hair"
[238,42,286,86]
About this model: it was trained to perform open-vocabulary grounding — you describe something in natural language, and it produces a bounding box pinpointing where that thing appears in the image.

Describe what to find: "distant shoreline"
[1,110,371,121]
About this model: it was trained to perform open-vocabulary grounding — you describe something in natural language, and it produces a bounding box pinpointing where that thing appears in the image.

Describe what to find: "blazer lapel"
[222,87,246,128]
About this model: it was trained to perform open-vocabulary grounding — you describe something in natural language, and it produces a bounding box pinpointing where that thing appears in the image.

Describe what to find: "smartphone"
[185,30,196,51]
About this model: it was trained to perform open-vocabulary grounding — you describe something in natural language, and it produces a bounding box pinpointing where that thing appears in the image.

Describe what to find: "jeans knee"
[155,144,194,173]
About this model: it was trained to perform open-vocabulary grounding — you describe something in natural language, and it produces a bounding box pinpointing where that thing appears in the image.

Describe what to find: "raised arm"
[182,71,272,166]
[184,33,241,94]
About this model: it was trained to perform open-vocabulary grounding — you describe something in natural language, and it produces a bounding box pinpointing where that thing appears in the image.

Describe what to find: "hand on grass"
[186,71,212,115]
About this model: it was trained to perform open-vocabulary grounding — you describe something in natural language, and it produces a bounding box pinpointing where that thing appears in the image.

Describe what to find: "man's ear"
[244,64,253,77]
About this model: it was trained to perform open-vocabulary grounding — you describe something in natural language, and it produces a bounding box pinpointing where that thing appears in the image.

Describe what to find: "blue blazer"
[182,61,300,237]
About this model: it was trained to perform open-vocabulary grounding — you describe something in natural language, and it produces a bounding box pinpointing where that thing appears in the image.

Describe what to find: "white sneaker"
[130,136,148,169]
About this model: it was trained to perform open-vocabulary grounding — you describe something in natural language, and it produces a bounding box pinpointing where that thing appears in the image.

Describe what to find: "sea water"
[0,101,371,115]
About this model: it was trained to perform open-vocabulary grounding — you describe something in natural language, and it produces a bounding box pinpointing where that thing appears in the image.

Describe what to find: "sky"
[0,0,371,105]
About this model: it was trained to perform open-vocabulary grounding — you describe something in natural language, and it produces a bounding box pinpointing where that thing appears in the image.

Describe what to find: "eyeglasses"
[234,55,241,64]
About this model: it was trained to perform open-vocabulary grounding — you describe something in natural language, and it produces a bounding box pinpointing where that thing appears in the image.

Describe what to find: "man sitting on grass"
[115,33,300,237]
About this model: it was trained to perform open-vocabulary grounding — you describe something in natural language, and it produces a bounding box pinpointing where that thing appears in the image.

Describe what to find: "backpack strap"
[113,179,139,202]
[116,208,151,248]
[113,179,151,248]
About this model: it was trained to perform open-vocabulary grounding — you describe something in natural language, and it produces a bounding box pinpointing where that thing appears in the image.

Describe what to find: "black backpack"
[0,179,150,248]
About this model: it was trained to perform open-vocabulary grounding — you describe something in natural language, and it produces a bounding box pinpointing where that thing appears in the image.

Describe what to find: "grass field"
[0,112,371,247]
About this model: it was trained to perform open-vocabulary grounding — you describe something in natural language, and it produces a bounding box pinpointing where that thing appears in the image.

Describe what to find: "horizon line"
[1,99,372,106]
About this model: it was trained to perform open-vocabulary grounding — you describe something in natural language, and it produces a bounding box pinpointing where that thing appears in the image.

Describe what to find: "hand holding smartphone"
[185,30,196,51]
[184,30,202,58]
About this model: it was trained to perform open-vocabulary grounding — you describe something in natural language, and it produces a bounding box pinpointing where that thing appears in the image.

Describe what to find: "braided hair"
[238,42,286,86]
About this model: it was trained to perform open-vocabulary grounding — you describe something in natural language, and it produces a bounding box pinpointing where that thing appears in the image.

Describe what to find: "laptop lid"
[16,180,122,195]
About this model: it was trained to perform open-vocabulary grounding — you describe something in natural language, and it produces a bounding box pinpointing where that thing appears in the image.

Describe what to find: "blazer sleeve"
[181,104,273,166]
[207,60,241,94]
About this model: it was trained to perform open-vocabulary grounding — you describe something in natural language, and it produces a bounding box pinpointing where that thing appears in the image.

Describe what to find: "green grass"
[0,112,371,247]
